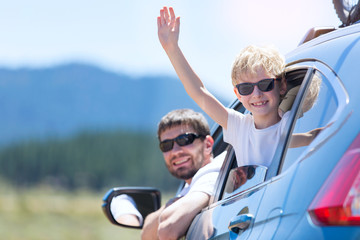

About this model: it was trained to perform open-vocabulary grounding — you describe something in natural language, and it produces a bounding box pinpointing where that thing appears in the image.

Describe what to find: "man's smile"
[173,157,190,166]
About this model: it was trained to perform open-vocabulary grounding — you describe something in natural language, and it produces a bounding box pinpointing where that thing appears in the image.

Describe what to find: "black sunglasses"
[236,78,281,96]
[159,133,204,152]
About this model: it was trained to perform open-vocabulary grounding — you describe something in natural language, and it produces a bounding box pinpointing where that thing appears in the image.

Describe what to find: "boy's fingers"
[175,17,180,32]
[159,9,165,25]
[164,7,169,24]
[169,7,175,23]
[158,6,176,27]
[157,16,161,28]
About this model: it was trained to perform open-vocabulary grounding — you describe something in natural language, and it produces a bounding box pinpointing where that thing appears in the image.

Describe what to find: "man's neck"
[184,157,213,185]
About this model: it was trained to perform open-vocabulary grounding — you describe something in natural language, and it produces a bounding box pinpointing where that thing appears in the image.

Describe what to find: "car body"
[103,21,360,240]
[185,22,360,239]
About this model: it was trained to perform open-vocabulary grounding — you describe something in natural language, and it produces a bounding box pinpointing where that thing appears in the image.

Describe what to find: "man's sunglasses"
[159,133,205,152]
[235,78,281,96]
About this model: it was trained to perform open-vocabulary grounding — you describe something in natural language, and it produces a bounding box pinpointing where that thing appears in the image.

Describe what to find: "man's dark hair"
[157,109,210,140]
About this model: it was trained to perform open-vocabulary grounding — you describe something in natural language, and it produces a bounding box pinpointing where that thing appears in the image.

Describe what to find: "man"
[141,109,225,240]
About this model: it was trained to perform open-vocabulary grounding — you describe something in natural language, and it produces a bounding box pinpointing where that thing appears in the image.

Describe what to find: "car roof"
[285,23,360,102]
[286,23,360,62]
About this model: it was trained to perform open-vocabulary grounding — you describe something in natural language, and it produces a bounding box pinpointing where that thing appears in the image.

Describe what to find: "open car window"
[268,62,347,176]
[211,101,246,158]
[213,64,344,201]
[279,62,348,174]
[280,70,338,172]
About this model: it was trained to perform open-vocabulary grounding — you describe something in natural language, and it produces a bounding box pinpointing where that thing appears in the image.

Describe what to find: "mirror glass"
[102,187,161,229]
[110,194,144,227]
[222,165,267,199]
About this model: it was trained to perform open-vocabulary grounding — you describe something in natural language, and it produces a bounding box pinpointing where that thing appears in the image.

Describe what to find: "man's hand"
[141,206,165,240]
[157,7,180,51]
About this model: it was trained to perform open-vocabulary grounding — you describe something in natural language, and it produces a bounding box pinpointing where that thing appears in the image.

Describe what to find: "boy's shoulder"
[227,107,253,122]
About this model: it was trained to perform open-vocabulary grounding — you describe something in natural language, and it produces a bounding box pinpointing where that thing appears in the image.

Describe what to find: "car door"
[185,100,270,240]
[252,61,347,239]
[186,146,268,240]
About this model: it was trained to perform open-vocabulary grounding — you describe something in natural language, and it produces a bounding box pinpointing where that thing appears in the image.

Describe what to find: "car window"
[211,101,245,158]
[207,101,247,203]
[211,68,339,201]
[280,70,338,172]
[214,69,311,200]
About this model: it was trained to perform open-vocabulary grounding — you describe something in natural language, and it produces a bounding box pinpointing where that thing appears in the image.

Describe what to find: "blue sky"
[0,0,341,103]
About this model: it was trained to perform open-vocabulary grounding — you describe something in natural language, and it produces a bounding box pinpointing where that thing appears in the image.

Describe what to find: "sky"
[0,0,341,103]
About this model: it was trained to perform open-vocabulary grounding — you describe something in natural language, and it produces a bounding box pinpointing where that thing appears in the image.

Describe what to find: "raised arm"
[157,7,228,129]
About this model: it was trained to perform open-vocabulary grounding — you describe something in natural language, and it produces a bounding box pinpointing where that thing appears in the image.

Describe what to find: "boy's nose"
[252,86,263,97]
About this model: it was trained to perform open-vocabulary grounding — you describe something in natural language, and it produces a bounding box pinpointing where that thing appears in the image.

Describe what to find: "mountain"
[0,63,226,145]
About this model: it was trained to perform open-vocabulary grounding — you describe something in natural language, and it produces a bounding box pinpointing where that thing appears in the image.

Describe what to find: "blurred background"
[0,0,341,239]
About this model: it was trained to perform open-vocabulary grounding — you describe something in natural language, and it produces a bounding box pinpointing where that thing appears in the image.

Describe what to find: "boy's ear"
[233,87,242,102]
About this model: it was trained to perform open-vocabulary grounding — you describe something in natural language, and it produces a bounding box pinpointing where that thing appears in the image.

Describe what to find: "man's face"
[160,124,206,182]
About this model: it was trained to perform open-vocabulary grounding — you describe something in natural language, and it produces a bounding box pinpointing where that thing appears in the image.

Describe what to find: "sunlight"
[218,0,341,54]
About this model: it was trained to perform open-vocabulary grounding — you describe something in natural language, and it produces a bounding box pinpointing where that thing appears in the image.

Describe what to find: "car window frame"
[206,101,246,205]
[206,68,315,203]
[176,100,245,199]
[209,60,349,204]
[206,67,316,203]
[265,66,317,180]
[269,60,349,178]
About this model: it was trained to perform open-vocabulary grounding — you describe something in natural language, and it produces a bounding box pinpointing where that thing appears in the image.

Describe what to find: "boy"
[157,7,289,167]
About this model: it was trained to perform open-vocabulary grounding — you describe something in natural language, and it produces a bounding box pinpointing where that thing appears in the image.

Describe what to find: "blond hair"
[302,72,322,113]
[231,45,285,86]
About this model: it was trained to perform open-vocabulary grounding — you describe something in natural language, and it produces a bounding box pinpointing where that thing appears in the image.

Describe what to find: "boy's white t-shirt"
[177,150,226,197]
[223,109,290,167]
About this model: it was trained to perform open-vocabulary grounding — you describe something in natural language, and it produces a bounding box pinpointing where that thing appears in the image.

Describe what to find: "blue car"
[185,23,360,239]
[102,4,360,239]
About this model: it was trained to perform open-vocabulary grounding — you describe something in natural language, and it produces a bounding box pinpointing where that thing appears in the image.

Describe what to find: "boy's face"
[233,69,287,128]
[159,124,211,184]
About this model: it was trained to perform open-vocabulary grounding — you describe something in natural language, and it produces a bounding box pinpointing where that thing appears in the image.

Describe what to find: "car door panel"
[186,167,266,239]
[253,164,298,239]
[186,178,267,240]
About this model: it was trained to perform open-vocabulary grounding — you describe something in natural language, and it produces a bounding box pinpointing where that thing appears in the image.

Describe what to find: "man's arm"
[141,205,165,240]
[157,191,210,240]
[157,7,228,129]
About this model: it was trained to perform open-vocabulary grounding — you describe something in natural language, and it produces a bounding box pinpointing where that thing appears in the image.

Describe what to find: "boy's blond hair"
[231,45,285,86]
[302,72,322,113]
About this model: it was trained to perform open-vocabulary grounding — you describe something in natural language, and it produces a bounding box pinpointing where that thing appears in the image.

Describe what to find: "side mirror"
[102,187,161,229]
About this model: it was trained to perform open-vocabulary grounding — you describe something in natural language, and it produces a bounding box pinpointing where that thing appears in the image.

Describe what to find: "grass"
[0,184,143,240]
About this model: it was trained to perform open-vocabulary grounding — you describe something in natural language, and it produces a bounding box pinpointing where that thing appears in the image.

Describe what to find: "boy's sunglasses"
[159,133,204,152]
[236,78,281,96]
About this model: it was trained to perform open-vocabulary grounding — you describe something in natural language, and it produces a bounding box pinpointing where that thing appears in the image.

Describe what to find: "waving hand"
[157,7,180,51]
